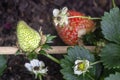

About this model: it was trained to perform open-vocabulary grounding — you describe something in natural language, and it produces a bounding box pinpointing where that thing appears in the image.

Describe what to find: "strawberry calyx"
[35,29,56,53]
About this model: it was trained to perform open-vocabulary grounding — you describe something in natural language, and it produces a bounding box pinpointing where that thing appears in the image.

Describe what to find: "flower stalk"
[42,53,60,64]
[68,16,101,20]
[90,61,102,66]
[112,0,116,8]
[39,75,42,80]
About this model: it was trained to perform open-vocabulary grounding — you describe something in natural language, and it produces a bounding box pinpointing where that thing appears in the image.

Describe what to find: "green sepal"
[41,44,52,50]
[46,34,56,43]
[39,50,47,54]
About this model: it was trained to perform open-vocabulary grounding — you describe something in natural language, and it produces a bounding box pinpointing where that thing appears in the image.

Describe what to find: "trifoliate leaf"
[101,7,120,44]
[17,21,41,52]
[105,72,120,80]
[0,55,7,76]
[100,43,120,69]
[60,46,95,80]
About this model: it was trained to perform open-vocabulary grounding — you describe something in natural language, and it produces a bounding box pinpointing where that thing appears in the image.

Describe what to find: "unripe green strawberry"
[17,21,41,52]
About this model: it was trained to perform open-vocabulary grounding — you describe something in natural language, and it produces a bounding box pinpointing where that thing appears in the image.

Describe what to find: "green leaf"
[101,7,120,44]
[0,55,7,76]
[105,72,120,80]
[100,43,120,69]
[60,46,95,80]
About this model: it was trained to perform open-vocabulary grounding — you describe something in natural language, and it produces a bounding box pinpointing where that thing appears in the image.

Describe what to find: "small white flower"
[53,7,69,26]
[74,59,90,75]
[25,59,48,78]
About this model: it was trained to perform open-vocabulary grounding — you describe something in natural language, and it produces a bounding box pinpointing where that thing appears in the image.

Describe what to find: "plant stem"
[112,0,116,8]
[39,75,42,80]
[68,16,101,20]
[42,53,60,64]
[90,61,102,66]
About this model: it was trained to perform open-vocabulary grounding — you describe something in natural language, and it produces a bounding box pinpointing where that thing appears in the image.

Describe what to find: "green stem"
[68,16,101,20]
[42,53,60,64]
[112,0,116,8]
[39,75,42,80]
[90,61,102,66]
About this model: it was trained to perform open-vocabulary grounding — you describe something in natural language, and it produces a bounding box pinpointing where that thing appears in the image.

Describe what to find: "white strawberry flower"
[25,59,48,78]
[74,59,90,75]
[53,7,69,26]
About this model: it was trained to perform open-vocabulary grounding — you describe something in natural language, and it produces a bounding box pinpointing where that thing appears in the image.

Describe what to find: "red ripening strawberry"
[53,7,95,46]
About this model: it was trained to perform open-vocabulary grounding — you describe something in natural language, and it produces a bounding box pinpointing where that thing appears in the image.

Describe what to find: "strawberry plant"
[0,0,120,80]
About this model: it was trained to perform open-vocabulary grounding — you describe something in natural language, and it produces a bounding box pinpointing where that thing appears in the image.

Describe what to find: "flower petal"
[84,60,90,69]
[65,18,69,25]
[74,65,83,75]
[25,63,32,71]
[74,70,83,75]
[54,19,59,26]
[30,59,40,67]
[61,7,68,14]
[39,61,45,67]
[39,68,48,74]
[75,60,83,65]
[53,9,60,17]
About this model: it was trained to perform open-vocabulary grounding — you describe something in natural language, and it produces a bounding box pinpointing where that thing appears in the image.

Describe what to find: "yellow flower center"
[78,62,85,71]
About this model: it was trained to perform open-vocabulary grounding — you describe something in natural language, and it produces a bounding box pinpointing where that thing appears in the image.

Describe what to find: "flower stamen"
[34,66,40,71]
[78,62,85,71]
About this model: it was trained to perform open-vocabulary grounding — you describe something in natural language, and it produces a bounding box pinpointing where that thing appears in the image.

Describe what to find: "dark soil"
[0,0,120,80]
